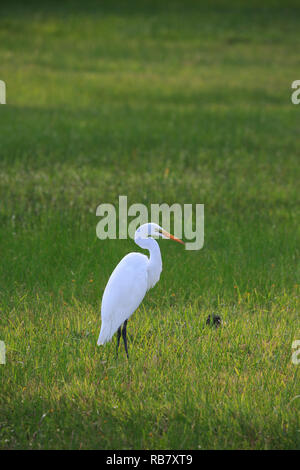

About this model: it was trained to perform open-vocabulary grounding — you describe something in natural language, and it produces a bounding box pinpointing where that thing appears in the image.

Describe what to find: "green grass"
[0,0,299,449]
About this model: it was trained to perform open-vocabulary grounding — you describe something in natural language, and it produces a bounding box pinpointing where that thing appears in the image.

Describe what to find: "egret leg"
[116,326,121,357]
[122,320,129,359]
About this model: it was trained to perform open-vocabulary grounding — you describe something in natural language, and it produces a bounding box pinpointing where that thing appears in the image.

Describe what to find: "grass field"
[0,0,299,450]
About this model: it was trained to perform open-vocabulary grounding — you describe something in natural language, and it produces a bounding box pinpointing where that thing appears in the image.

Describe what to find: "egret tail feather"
[97,321,113,345]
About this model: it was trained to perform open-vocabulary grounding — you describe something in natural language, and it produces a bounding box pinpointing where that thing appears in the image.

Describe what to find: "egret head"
[135,223,184,245]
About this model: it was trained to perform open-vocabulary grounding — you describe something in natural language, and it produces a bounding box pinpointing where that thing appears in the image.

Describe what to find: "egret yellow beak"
[161,229,185,245]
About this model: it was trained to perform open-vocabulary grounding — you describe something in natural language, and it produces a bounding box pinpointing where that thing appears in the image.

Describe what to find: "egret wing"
[98,253,148,344]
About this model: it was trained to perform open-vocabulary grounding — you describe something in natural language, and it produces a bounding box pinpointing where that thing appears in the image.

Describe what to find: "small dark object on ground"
[206,314,222,328]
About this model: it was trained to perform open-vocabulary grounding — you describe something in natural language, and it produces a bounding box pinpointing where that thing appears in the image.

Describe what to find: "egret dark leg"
[116,326,121,357]
[122,320,129,359]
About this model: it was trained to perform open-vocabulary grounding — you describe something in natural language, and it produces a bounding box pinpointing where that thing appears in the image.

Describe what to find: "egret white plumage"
[97,223,184,358]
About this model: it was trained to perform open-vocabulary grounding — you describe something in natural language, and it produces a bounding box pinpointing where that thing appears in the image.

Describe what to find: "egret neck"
[134,231,162,290]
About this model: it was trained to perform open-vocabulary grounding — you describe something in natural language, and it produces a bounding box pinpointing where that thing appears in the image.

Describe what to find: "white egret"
[97,223,184,358]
